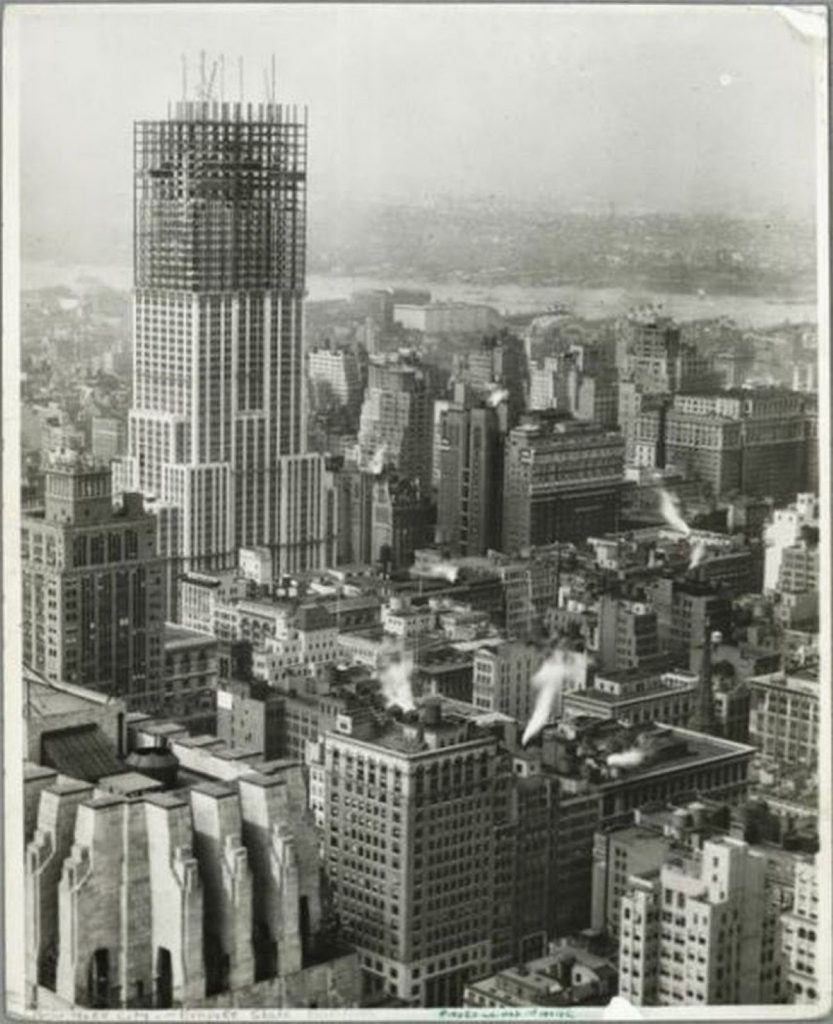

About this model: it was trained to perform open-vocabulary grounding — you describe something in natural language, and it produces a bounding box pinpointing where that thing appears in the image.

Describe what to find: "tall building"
[452,333,528,428]
[501,412,625,553]
[356,354,434,486]
[617,310,713,396]
[308,345,363,418]
[323,706,502,1005]
[597,595,660,672]
[646,578,732,663]
[780,856,820,1003]
[21,456,165,712]
[334,461,375,566]
[117,98,335,581]
[575,373,619,429]
[436,401,507,556]
[528,357,561,412]
[90,417,126,462]
[662,390,812,500]
[371,472,436,569]
[619,836,779,1006]
[472,642,545,722]
[763,494,819,593]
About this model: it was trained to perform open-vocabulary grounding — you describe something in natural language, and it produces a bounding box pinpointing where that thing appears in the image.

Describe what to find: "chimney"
[691,617,716,734]
[558,953,575,990]
[421,697,442,727]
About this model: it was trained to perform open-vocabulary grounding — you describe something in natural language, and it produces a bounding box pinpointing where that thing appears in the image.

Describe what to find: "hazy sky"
[9,3,825,260]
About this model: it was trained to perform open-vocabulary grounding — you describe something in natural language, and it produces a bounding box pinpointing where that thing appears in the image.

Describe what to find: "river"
[22,261,817,329]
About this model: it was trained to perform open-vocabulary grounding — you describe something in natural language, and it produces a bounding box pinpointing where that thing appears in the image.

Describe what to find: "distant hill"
[21,195,816,300]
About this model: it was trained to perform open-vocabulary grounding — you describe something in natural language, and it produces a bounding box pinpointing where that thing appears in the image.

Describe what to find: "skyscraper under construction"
[117,93,337,582]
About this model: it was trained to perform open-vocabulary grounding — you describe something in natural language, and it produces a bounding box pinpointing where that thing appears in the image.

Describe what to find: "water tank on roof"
[125,746,179,789]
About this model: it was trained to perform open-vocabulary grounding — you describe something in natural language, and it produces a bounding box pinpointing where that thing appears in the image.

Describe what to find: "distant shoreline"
[21,261,818,329]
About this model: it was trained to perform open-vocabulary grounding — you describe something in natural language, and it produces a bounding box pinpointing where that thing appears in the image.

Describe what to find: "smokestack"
[690,618,716,735]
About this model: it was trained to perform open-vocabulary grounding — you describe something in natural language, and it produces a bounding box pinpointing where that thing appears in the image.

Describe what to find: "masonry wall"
[144,794,206,1005]
[26,779,94,1003]
[238,774,303,978]
[192,952,361,1009]
[55,796,153,1008]
[24,764,59,845]
[189,784,255,994]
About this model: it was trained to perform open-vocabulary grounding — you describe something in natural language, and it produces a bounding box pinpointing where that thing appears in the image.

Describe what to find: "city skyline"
[11,4,823,272]
[8,3,828,1017]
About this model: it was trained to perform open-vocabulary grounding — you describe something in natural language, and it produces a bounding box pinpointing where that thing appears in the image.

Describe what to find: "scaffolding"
[134,101,307,293]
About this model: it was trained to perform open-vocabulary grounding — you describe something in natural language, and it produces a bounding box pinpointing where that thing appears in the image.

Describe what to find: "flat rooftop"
[97,771,165,796]
[566,679,697,706]
[25,672,118,718]
[164,623,217,650]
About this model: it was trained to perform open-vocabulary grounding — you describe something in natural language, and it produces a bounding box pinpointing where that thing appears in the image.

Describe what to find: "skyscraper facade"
[119,99,335,579]
[436,401,507,557]
[501,412,625,553]
[21,456,165,711]
[356,354,434,486]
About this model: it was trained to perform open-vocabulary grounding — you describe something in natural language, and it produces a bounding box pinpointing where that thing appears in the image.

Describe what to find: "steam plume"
[657,489,690,535]
[658,488,707,569]
[378,654,416,712]
[426,561,459,583]
[368,444,388,476]
[487,387,510,408]
[688,541,708,570]
[607,747,646,770]
[521,650,580,746]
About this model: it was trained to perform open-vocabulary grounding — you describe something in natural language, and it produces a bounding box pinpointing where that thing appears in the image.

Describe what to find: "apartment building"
[780,856,820,1003]
[619,837,779,1005]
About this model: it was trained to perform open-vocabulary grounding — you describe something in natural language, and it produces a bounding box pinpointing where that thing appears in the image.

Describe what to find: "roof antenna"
[206,58,218,103]
[271,52,276,104]
[181,53,187,101]
[200,49,206,102]
[220,53,225,103]
[238,56,244,104]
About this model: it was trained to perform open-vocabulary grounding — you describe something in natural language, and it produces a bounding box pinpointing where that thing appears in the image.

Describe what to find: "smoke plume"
[606,747,646,770]
[657,489,690,535]
[487,387,510,408]
[521,650,580,746]
[378,654,416,712]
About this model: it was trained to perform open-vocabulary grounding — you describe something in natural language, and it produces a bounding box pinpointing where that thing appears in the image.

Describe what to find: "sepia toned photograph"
[2,3,829,1019]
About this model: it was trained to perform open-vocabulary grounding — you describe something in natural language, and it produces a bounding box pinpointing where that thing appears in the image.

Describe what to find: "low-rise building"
[747,668,819,769]
[565,667,699,729]
[162,624,219,730]
[463,943,618,1007]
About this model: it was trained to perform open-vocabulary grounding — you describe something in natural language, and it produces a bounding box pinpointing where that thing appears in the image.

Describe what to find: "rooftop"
[97,771,165,796]
[164,623,217,651]
[25,670,121,718]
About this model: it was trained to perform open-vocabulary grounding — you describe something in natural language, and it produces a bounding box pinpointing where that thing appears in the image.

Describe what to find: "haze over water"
[22,261,817,330]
